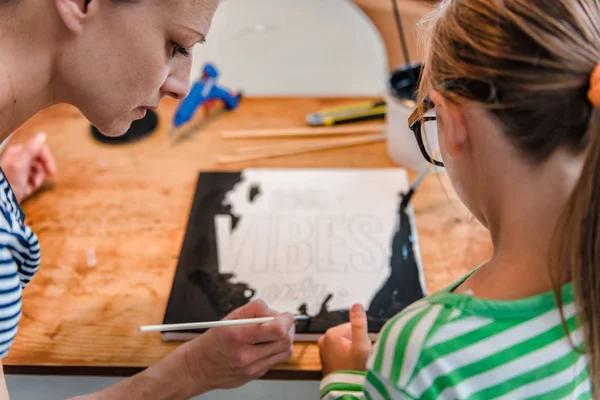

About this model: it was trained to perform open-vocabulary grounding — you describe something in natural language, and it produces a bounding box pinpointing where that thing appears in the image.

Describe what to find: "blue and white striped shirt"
[0,169,40,358]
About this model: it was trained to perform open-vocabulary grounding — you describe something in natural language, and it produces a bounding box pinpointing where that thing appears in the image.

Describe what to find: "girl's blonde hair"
[418,0,600,392]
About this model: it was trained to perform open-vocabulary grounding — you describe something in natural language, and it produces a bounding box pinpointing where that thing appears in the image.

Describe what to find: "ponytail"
[551,109,600,395]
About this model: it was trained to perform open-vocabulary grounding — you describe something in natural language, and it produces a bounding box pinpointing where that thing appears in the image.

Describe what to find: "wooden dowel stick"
[234,137,353,154]
[217,133,386,164]
[221,123,384,139]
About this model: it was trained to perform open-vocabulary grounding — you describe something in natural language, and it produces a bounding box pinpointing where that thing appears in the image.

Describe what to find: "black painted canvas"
[162,168,426,342]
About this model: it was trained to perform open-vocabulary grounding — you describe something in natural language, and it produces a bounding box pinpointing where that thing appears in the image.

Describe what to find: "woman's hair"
[0,0,138,5]
[418,0,600,392]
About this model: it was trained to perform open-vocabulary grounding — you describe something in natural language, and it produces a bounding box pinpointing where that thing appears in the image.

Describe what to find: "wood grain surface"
[1,97,492,380]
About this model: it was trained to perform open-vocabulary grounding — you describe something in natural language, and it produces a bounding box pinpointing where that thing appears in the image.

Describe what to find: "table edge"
[3,365,322,381]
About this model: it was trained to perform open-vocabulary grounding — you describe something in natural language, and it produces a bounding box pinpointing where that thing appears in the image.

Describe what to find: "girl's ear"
[430,90,468,160]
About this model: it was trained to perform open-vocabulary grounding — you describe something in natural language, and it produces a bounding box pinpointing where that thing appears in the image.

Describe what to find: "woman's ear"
[430,90,468,160]
[53,0,87,34]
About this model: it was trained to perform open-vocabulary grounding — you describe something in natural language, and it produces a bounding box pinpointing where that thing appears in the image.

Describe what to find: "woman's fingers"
[37,146,56,176]
[250,329,295,361]
[245,343,295,379]
[242,312,295,345]
[29,160,46,189]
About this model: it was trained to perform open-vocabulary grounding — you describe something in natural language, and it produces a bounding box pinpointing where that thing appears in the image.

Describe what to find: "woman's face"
[55,0,219,136]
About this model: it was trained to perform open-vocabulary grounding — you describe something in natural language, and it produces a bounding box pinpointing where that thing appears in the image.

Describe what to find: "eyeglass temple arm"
[400,162,436,210]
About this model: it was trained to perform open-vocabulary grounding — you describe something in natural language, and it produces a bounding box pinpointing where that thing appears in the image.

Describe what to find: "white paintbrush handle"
[140,315,309,333]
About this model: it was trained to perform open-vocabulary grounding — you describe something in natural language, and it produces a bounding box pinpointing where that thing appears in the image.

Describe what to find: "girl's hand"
[1,132,56,203]
[318,303,372,376]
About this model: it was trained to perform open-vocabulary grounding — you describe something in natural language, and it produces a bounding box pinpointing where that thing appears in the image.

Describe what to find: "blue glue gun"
[170,63,242,135]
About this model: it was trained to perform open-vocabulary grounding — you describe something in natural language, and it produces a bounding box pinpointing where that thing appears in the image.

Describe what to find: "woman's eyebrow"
[182,26,207,44]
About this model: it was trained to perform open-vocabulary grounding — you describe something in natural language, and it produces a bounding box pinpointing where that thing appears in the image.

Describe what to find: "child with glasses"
[318,0,597,398]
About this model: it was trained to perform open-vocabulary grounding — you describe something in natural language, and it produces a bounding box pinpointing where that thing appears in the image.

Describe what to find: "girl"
[0,0,296,399]
[319,0,597,398]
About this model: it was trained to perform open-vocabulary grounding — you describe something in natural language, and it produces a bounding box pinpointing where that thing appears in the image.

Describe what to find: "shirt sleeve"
[319,301,444,400]
[319,371,366,400]
[15,229,40,289]
[0,227,40,289]
[0,244,23,359]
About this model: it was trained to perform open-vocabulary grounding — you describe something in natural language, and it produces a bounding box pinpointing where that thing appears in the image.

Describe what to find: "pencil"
[139,315,310,333]
[220,123,383,139]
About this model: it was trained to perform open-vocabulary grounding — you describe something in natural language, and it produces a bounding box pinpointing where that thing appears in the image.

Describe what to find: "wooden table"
[1,97,491,381]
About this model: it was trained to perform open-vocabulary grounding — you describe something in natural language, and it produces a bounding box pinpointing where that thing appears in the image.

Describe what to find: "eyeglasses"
[408,79,500,168]
[408,96,444,167]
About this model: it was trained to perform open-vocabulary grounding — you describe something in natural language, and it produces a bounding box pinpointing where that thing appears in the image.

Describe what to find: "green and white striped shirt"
[320,271,591,399]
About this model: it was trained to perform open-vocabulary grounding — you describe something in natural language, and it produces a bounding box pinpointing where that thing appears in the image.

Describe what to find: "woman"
[0,0,296,399]
[319,0,596,398]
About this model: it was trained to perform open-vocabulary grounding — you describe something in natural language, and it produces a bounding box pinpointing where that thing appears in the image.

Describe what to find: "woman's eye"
[172,43,190,58]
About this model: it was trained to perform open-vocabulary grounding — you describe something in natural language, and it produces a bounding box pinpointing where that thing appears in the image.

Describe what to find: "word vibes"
[215,213,389,273]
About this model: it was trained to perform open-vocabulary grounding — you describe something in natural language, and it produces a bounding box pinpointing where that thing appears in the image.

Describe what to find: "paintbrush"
[140,315,310,333]
[400,164,434,211]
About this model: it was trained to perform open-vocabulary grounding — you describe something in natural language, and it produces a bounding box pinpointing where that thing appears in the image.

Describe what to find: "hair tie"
[588,64,600,107]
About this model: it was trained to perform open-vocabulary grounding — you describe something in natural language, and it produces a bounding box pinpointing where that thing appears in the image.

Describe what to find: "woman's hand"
[318,303,372,377]
[73,300,296,400]
[1,132,56,203]
[181,299,296,394]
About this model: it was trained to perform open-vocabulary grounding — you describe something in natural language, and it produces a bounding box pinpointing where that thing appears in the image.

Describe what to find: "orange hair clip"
[588,64,600,107]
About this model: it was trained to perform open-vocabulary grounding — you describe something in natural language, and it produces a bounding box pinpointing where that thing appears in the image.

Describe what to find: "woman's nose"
[162,59,193,99]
